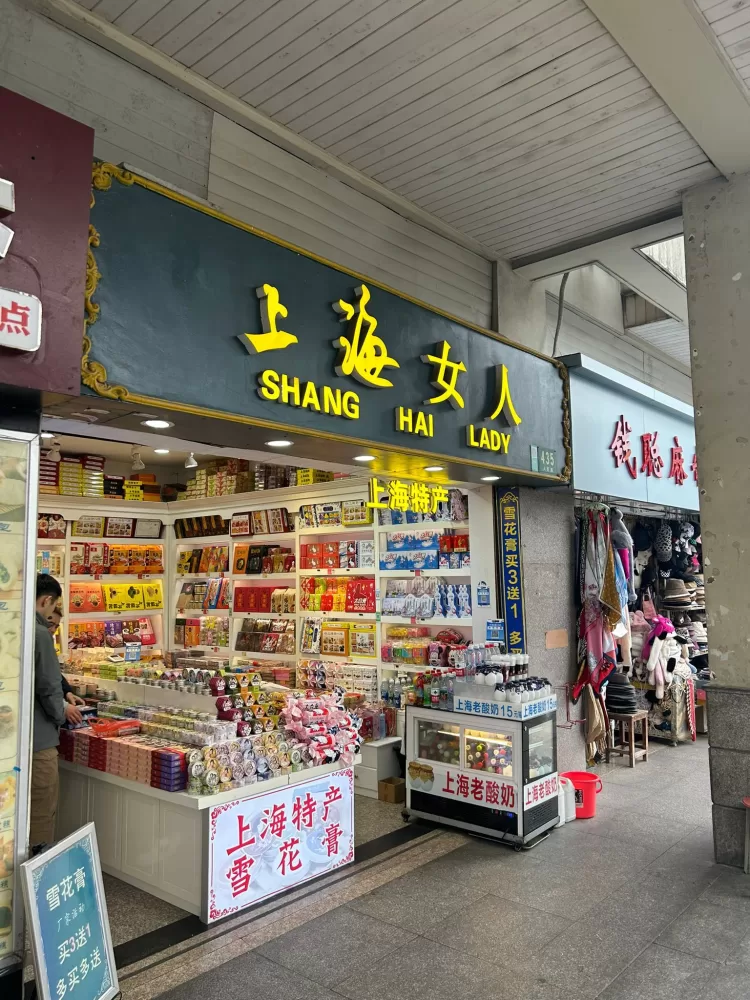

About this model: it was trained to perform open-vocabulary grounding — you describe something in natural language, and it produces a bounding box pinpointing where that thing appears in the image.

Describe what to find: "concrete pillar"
[683,172,750,867]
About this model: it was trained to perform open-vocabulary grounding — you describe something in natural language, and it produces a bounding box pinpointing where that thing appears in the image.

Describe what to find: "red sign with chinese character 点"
[207,768,354,922]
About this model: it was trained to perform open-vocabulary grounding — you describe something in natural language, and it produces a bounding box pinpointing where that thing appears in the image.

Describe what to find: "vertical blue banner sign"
[21,824,118,1000]
[498,489,526,655]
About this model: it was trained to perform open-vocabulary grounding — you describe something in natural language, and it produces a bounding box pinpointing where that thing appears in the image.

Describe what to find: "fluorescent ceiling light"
[354,455,375,462]
[140,418,174,429]
[265,439,293,448]
[424,465,444,472]
[153,449,170,455]
[481,475,500,482]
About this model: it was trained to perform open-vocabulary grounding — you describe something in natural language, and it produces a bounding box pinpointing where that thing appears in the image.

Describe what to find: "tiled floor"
[144,736,750,1000]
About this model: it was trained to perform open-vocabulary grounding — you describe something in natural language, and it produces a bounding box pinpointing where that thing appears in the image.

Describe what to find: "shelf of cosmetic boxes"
[378,520,469,531]
[73,573,165,581]
[302,568,376,576]
[68,609,164,618]
[378,569,470,577]
[297,524,374,535]
[380,615,473,626]
[233,573,297,580]
[300,610,378,620]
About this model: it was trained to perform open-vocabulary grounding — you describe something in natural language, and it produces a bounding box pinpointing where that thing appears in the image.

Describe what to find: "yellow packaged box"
[143,580,164,610]
[104,583,145,612]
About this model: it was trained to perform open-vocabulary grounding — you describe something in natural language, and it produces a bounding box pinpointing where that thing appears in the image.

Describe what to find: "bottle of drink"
[430,672,440,708]
[423,671,432,707]
[393,675,402,710]
[447,672,455,712]
[380,678,390,704]
[439,672,448,710]
[378,708,386,739]
[414,672,424,705]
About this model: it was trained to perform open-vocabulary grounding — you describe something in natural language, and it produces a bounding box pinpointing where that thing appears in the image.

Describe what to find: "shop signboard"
[497,489,526,655]
[0,89,93,394]
[20,823,118,1000]
[454,690,557,720]
[83,164,569,481]
[407,761,517,812]
[565,354,699,510]
[206,766,354,922]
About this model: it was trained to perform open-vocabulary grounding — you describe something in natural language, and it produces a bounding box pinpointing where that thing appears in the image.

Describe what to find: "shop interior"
[574,495,709,766]
[32,408,535,948]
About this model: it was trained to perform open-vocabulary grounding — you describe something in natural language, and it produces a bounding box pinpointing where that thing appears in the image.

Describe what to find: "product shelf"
[68,609,164,619]
[378,568,470,577]
[72,573,166,582]
[231,533,296,544]
[233,573,297,581]
[36,539,67,547]
[378,520,469,532]
[175,607,231,616]
[298,610,377,620]
[232,651,296,662]
[381,616,473,627]
[298,524,374,536]
[301,568,375,576]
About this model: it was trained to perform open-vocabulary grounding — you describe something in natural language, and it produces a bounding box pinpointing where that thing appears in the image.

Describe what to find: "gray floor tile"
[426,893,569,959]
[102,873,187,947]
[699,869,750,912]
[256,904,411,987]
[504,919,652,998]
[336,936,579,1000]
[657,898,750,963]
[487,859,631,919]
[582,806,699,852]
[155,950,340,1000]
[597,943,715,1000]
[347,861,487,929]
[354,795,406,846]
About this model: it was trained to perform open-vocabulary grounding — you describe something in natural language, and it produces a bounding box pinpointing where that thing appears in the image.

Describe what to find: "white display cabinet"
[404,703,559,845]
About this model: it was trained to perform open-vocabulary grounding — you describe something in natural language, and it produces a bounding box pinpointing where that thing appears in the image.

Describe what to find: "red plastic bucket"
[560,771,603,819]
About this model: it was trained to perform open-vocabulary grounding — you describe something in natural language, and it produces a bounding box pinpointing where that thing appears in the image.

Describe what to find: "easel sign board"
[20,823,118,1000]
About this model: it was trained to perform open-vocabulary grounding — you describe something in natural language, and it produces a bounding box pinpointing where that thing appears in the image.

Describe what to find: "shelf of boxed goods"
[303,567,375,577]
[298,524,374,536]
[380,615,473,626]
[378,520,469,532]
[67,608,164,619]
[378,569,470,578]
[303,611,378,621]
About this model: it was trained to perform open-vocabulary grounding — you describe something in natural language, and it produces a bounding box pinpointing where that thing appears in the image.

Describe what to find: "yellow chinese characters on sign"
[489,364,522,425]
[421,340,466,409]
[239,284,298,354]
[333,284,399,388]
[367,478,449,515]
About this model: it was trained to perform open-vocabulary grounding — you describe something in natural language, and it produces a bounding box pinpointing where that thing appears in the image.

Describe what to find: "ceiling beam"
[515,219,688,324]
[583,0,750,177]
[28,0,492,261]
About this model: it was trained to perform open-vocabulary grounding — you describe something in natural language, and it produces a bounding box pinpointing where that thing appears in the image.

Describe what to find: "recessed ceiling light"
[481,475,500,482]
[265,439,293,448]
[354,455,375,462]
[153,449,170,455]
[424,465,444,472]
[41,431,54,439]
[140,418,174,429]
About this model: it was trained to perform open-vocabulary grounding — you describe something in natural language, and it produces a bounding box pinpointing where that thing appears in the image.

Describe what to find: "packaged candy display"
[299,539,374,570]
[229,506,292,535]
[235,617,296,654]
[380,579,471,620]
[173,516,230,540]
[234,585,295,614]
[174,614,230,648]
[232,543,295,575]
[298,500,372,528]
[177,579,230,611]
[377,488,467,524]
[68,617,157,650]
[176,544,230,575]
[299,577,376,613]
[296,660,379,699]
[280,691,362,767]
[37,512,67,538]
[37,548,64,577]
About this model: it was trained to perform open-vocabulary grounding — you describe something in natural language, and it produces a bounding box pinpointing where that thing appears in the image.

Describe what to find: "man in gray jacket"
[30,574,81,850]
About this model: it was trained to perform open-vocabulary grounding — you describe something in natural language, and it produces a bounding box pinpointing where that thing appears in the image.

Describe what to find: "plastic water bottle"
[446,672,455,711]
[431,672,440,708]
[393,676,402,710]
[380,678,390,704]
[423,671,432,707]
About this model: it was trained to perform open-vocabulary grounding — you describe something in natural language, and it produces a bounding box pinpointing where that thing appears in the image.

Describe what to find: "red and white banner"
[522,772,558,811]
[207,767,354,922]
[408,762,517,813]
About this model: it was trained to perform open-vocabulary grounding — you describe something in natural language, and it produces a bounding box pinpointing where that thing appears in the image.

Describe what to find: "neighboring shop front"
[0,89,93,992]
[565,354,705,760]
[33,161,572,925]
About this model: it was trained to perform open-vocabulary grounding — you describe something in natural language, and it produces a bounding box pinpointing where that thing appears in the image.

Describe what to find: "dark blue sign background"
[497,489,526,655]
[30,831,114,1000]
[85,168,569,478]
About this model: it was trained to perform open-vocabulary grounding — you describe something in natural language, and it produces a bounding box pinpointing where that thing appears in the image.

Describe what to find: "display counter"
[404,694,559,845]
[58,758,356,920]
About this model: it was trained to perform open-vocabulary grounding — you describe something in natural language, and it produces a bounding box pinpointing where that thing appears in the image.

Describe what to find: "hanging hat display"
[654,523,673,563]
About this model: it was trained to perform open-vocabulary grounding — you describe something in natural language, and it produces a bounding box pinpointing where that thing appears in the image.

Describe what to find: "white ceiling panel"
[72,0,720,261]
[627,319,691,367]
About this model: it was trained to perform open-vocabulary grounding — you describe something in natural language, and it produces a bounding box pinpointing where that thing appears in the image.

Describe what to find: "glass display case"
[405,704,558,845]
[0,429,39,977]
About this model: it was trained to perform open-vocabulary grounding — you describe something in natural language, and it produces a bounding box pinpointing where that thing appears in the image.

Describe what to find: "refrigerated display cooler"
[404,699,559,844]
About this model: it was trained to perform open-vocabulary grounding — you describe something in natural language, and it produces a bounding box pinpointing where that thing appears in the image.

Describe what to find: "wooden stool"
[606,710,649,767]
[744,797,750,875]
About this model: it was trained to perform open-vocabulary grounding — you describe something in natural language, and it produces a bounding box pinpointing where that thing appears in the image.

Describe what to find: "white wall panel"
[0,0,211,197]
[208,115,493,327]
